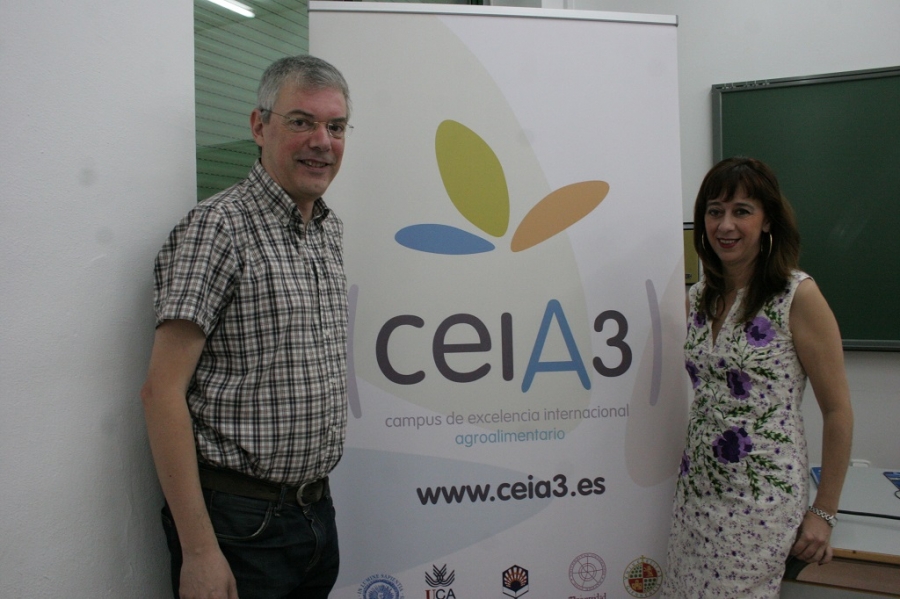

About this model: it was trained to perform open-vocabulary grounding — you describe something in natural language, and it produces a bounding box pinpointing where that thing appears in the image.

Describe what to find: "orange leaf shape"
[510,181,609,252]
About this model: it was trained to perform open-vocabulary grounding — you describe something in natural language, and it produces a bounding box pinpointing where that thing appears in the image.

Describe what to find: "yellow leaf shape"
[435,120,509,237]
[511,181,610,252]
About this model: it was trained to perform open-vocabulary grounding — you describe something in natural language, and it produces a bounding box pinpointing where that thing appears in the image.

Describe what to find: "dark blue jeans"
[161,487,339,599]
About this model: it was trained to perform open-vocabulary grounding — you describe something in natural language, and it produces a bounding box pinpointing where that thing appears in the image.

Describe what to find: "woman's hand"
[790,510,834,565]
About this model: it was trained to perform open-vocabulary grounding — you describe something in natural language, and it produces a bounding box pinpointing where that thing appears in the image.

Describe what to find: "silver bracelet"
[808,506,837,528]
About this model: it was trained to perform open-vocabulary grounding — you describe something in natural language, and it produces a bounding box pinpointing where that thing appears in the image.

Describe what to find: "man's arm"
[141,319,238,599]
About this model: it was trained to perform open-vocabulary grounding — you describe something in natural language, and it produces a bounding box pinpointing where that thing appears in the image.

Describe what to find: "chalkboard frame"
[712,66,900,351]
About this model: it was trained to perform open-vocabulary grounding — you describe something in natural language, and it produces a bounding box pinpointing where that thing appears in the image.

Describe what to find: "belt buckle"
[296,480,320,507]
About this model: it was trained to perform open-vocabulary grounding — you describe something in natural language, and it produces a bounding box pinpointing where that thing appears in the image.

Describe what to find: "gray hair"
[256,55,351,121]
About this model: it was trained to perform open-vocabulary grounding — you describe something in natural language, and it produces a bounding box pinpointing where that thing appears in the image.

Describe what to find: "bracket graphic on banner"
[311,3,687,597]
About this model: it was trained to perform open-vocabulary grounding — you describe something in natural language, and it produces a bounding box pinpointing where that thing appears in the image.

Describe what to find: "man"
[141,55,352,599]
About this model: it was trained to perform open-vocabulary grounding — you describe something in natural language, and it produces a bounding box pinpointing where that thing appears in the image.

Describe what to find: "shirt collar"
[247,160,331,227]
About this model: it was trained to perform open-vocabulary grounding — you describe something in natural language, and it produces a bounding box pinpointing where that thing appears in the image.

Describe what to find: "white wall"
[0,1,195,597]
[531,0,900,468]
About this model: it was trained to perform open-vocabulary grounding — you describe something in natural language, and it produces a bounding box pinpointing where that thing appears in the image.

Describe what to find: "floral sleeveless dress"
[662,271,810,599]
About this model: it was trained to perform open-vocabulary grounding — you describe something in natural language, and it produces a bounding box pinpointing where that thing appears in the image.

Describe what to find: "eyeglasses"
[262,109,352,139]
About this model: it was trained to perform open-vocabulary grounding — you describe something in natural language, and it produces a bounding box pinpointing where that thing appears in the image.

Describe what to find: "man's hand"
[789,511,834,565]
[179,547,239,599]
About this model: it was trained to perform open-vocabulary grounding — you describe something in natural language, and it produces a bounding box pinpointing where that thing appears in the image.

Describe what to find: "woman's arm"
[789,278,854,565]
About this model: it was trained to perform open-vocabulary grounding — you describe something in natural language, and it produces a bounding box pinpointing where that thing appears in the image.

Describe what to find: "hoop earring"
[701,233,709,253]
[765,232,773,259]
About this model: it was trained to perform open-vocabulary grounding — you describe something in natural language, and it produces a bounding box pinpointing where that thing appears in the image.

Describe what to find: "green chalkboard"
[712,67,900,350]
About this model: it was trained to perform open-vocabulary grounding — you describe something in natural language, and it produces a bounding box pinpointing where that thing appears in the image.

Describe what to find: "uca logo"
[425,564,455,587]
[395,120,610,255]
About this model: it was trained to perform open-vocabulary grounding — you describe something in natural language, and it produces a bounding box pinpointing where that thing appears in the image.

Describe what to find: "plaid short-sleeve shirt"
[154,161,348,486]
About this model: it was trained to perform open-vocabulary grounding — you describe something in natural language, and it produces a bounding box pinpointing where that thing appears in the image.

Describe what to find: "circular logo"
[569,552,607,591]
[623,556,663,598]
[359,574,404,599]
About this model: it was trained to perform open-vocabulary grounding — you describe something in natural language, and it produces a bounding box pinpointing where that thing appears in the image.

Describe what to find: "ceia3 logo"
[349,112,629,429]
[395,120,609,256]
[369,121,629,397]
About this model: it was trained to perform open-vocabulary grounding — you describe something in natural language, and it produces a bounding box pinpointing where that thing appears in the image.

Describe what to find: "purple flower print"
[712,426,753,464]
[726,369,752,399]
[686,360,700,388]
[746,317,775,347]
[693,311,707,328]
[680,453,691,476]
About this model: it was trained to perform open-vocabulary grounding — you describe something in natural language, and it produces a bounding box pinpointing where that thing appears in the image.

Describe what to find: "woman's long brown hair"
[693,157,801,323]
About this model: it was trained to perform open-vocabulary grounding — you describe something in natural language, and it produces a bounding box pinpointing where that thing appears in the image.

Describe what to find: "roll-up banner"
[310,3,687,597]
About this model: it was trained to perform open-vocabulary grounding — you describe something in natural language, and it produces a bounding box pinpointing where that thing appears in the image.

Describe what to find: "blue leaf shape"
[395,224,495,255]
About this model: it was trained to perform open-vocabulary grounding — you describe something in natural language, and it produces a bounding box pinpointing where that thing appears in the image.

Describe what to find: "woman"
[662,157,853,598]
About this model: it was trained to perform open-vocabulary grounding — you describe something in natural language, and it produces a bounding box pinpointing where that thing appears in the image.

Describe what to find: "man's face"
[251,83,347,210]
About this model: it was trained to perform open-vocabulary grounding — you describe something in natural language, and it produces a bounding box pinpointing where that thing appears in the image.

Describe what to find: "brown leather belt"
[198,464,328,507]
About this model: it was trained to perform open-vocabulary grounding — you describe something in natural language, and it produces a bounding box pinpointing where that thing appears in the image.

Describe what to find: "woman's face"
[704,189,770,274]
